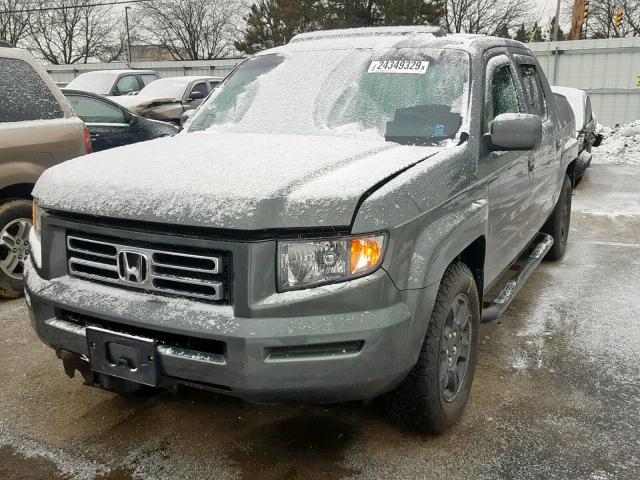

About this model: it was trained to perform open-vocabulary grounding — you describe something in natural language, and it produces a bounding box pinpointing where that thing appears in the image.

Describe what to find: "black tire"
[542,174,572,261]
[388,262,480,434]
[0,199,33,299]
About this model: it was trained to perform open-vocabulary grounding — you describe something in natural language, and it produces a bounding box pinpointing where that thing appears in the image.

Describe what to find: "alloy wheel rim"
[439,292,473,403]
[0,218,32,280]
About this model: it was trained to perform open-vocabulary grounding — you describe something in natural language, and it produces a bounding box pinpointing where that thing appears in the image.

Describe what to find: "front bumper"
[25,258,437,403]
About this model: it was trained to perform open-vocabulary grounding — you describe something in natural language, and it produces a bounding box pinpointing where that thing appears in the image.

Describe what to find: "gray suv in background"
[26,27,578,433]
[0,46,89,298]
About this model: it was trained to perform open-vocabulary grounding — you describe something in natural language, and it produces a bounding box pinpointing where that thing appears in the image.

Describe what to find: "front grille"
[66,234,230,303]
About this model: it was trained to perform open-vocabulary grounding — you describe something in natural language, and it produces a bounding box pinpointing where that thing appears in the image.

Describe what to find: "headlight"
[278,233,386,291]
[32,200,44,240]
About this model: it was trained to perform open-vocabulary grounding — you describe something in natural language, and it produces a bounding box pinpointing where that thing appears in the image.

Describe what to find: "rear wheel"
[0,199,32,298]
[542,174,572,261]
[388,262,480,434]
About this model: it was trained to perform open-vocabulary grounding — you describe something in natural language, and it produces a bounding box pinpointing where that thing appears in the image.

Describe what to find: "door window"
[0,58,64,122]
[519,65,547,118]
[485,65,519,131]
[66,95,126,124]
[189,82,208,99]
[209,80,220,90]
[115,75,139,95]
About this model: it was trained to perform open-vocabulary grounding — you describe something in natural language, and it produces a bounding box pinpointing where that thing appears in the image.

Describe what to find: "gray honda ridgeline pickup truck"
[25,27,578,433]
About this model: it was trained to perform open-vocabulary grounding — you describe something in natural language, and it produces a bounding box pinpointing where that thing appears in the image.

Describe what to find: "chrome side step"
[481,232,554,323]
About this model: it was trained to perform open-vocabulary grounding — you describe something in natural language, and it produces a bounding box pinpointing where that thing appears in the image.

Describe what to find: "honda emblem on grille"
[117,251,148,284]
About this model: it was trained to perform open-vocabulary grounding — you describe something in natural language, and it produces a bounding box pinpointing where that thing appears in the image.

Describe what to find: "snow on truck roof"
[282,26,527,53]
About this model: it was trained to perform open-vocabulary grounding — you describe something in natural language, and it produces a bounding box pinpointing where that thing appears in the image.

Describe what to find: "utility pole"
[570,0,585,40]
[125,6,132,65]
[552,0,561,41]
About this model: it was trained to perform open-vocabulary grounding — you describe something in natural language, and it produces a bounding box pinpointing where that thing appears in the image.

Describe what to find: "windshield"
[66,72,117,95]
[189,48,469,145]
[139,78,189,99]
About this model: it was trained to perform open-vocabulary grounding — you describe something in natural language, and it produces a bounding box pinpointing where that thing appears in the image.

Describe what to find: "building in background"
[129,45,188,62]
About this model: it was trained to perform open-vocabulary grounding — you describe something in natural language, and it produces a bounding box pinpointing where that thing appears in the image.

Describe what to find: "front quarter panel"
[354,147,488,290]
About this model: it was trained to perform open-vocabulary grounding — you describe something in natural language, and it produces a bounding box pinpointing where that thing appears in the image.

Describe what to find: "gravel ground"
[1,163,639,480]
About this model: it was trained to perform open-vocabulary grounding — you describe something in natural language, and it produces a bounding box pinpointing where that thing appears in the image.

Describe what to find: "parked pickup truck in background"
[0,46,90,299]
[552,86,603,185]
[65,69,160,97]
[25,26,579,433]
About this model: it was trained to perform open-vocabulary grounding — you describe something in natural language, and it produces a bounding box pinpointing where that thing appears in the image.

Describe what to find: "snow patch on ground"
[593,121,640,166]
[0,422,109,480]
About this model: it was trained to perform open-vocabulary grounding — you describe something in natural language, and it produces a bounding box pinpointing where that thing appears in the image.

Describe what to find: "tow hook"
[56,349,91,380]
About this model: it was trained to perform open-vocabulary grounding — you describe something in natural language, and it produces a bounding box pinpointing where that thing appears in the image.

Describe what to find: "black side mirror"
[188,91,205,101]
[484,113,542,151]
[128,114,139,126]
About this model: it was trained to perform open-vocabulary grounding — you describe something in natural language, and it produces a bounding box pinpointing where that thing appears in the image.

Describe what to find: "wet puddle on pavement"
[0,446,63,480]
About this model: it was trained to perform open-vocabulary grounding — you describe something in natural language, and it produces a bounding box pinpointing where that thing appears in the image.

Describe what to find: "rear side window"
[140,74,159,86]
[0,58,64,122]
[66,95,125,124]
[485,65,519,131]
[519,65,547,118]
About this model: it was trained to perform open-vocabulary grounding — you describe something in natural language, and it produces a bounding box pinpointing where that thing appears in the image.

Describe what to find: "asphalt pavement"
[1,163,638,480]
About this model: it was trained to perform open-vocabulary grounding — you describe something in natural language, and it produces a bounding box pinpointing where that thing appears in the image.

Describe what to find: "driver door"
[482,52,536,284]
[66,93,133,152]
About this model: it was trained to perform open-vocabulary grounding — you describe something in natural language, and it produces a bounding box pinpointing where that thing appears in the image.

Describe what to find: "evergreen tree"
[323,0,379,28]
[528,21,544,42]
[235,0,324,54]
[236,0,445,55]
[378,0,442,26]
[514,23,527,42]
[496,24,511,39]
[548,15,565,41]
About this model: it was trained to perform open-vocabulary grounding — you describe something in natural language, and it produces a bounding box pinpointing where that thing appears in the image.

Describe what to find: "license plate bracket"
[86,327,158,386]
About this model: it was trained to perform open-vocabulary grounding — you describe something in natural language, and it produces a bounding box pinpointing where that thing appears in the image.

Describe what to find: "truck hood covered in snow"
[33,132,442,230]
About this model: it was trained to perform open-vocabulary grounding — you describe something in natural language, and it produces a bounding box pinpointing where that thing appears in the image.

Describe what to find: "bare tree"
[138,0,246,60]
[443,0,532,36]
[0,0,29,46]
[26,0,123,64]
[620,0,640,36]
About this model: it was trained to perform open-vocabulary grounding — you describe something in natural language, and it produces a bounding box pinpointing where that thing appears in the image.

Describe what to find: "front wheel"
[0,199,33,298]
[388,262,480,434]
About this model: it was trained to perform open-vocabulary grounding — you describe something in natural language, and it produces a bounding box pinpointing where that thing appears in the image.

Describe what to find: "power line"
[0,0,150,14]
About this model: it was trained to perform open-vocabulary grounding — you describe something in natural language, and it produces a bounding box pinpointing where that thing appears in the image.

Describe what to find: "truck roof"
[281,26,528,54]
[72,69,158,77]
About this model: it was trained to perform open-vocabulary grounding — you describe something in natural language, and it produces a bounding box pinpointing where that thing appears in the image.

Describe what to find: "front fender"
[381,189,488,291]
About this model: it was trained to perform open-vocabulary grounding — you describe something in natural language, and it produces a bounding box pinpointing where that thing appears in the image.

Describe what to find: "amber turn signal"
[351,236,384,275]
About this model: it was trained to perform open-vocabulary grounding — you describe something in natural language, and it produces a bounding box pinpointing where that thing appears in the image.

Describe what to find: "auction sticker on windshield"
[368,60,429,74]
